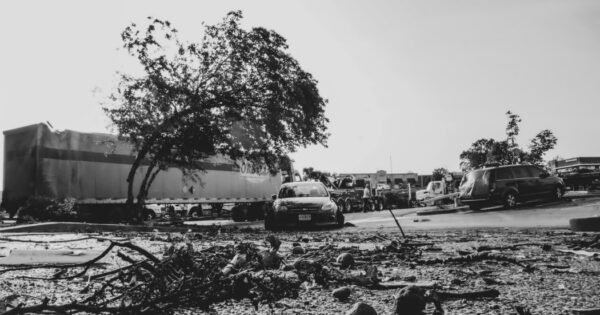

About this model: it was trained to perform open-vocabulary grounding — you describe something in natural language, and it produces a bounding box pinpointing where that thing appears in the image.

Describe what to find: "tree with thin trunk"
[459,111,557,171]
[103,11,329,221]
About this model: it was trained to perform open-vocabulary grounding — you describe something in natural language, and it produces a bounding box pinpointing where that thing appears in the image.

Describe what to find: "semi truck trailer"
[1,123,283,221]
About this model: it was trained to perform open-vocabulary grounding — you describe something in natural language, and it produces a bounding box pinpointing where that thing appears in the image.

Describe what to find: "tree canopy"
[302,167,333,182]
[103,11,329,220]
[459,111,557,171]
[432,168,449,181]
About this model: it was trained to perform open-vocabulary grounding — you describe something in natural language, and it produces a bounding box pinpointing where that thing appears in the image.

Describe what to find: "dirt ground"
[0,227,598,314]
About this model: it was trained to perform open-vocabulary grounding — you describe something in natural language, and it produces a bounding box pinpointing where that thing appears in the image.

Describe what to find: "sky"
[1,0,600,190]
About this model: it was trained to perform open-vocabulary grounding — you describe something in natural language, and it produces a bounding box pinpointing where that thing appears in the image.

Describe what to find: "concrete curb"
[416,206,469,216]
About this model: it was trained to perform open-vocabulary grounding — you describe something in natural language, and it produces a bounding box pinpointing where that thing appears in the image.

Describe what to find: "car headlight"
[276,205,288,212]
[321,201,336,211]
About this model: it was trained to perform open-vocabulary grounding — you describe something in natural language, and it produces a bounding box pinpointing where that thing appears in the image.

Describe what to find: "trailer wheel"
[143,209,156,221]
[189,206,201,218]
[231,206,247,222]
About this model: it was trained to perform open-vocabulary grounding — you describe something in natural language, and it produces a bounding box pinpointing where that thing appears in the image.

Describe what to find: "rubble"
[336,253,355,269]
[345,302,378,315]
[332,286,351,301]
[0,229,597,314]
[391,285,426,315]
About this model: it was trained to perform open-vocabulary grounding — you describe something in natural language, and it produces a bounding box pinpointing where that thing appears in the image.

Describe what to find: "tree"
[460,111,557,171]
[302,167,332,182]
[432,168,448,181]
[103,11,329,221]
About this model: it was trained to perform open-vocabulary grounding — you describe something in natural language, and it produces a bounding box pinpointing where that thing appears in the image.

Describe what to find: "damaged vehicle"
[459,164,565,210]
[265,181,344,231]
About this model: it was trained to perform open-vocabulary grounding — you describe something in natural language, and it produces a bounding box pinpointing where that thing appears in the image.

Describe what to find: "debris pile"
[0,229,597,314]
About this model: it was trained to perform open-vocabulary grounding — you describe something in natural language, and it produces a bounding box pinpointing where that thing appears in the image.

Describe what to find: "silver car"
[265,181,345,231]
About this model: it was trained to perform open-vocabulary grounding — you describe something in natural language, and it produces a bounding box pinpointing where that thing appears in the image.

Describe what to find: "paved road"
[185,197,600,231]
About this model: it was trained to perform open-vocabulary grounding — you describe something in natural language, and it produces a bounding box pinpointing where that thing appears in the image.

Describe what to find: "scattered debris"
[292,246,306,255]
[391,285,426,315]
[332,286,352,301]
[345,302,378,315]
[0,229,596,314]
[337,253,355,269]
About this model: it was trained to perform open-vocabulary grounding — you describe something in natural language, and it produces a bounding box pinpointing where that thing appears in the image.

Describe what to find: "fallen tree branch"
[0,242,160,274]
[416,252,531,268]
[436,288,500,300]
[476,242,550,252]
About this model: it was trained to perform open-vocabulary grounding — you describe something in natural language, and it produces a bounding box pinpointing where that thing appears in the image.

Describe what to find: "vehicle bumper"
[270,211,338,227]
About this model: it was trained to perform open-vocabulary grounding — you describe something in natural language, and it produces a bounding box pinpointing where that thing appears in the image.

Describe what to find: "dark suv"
[459,164,565,210]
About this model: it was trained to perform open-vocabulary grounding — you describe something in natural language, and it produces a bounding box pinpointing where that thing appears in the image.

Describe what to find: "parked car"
[459,164,565,210]
[265,181,345,231]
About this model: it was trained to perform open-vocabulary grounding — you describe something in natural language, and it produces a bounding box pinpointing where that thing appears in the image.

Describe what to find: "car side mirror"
[271,194,277,200]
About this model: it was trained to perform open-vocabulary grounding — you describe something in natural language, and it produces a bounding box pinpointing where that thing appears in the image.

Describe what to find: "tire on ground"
[570,216,600,232]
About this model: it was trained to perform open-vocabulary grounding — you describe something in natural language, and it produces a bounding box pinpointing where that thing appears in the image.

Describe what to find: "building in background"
[338,171,419,188]
[548,157,600,175]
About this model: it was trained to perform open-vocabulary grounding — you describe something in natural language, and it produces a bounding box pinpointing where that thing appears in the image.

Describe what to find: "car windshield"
[278,183,328,198]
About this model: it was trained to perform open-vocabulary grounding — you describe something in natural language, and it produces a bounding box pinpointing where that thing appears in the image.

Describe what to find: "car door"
[526,166,554,196]
[510,166,535,199]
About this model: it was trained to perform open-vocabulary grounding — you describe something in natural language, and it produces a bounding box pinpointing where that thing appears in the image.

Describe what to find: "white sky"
[2,0,600,190]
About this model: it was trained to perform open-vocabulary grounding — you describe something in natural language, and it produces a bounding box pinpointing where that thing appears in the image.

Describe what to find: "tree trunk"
[126,147,150,223]
[135,161,158,222]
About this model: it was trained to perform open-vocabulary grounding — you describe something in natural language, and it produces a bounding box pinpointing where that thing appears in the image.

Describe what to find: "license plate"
[298,214,311,221]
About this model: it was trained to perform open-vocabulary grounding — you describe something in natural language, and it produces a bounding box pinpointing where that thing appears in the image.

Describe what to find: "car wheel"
[370,201,376,212]
[337,199,346,213]
[504,191,518,209]
[553,186,563,200]
[377,200,384,211]
[336,211,345,228]
[344,198,353,213]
